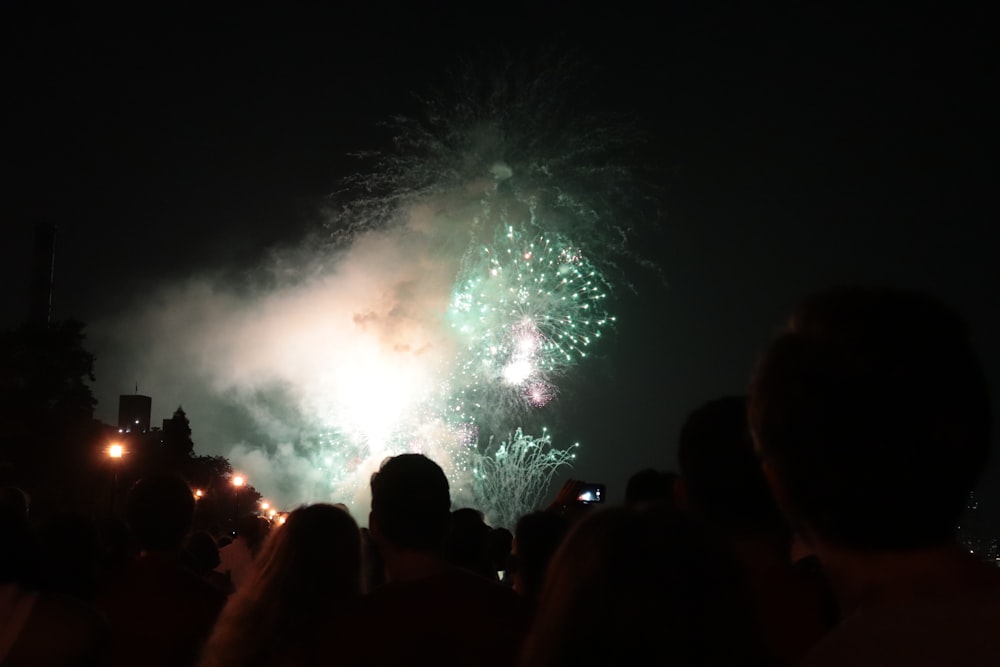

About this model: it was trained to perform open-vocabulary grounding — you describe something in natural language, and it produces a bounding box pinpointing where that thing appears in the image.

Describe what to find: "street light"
[260,500,270,511]
[107,443,125,515]
[231,474,246,534]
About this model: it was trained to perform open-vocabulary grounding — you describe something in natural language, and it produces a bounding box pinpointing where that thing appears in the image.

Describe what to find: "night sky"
[3,4,997,519]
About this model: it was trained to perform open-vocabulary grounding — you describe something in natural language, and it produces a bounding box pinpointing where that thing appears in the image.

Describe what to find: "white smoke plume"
[93,198,485,517]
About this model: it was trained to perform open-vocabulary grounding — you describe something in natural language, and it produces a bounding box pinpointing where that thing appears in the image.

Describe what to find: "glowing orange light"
[108,444,124,459]
[232,475,245,487]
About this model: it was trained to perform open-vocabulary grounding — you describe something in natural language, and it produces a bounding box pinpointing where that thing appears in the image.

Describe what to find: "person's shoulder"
[803,599,1000,667]
[35,590,107,621]
[438,567,529,618]
[128,553,228,606]
[362,567,524,611]
[18,592,111,660]
[176,565,229,609]
[446,567,521,598]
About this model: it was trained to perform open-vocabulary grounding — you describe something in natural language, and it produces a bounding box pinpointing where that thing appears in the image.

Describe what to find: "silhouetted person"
[96,517,136,585]
[331,454,529,667]
[199,503,363,667]
[443,507,492,578]
[624,468,677,507]
[510,511,570,614]
[95,473,225,667]
[518,506,773,667]
[677,395,835,664]
[215,513,269,593]
[0,485,30,519]
[485,526,514,586]
[1,486,110,666]
[360,526,385,591]
[36,510,104,602]
[182,530,230,595]
[749,286,1000,666]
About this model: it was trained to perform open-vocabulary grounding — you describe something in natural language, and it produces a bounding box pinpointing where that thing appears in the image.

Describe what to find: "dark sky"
[2,3,997,517]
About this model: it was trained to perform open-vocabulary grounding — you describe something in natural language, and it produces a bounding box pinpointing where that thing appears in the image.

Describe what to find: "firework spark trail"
[472,427,579,530]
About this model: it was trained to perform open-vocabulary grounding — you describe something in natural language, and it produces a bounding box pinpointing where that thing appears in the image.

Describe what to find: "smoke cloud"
[93,196,486,516]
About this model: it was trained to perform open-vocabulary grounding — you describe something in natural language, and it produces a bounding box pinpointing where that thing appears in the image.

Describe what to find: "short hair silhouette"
[370,454,451,551]
[0,486,29,521]
[184,530,221,571]
[624,468,677,506]
[444,507,491,576]
[234,513,270,555]
[126,473,196,552]
[678,396,785,535]
[749,286,992,549]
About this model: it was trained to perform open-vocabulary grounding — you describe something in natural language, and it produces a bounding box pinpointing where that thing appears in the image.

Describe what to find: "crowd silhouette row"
[2,285,999,666]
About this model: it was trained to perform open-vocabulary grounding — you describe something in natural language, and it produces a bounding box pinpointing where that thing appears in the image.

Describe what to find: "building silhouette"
[117,394,152,433]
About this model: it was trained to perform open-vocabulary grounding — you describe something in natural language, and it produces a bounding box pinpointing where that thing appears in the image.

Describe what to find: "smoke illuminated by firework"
[95,58,652,519]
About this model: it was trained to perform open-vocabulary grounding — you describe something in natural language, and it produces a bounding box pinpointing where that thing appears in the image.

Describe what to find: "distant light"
[232,475,245,487]
[108,444,124,459]
[260,501,270,510]
[194,489,204,499]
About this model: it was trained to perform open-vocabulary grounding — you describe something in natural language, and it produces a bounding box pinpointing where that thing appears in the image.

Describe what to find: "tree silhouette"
[0,320,264,525]
[0,320,100,511]
[163,405,195,463]
[0,320,96,438]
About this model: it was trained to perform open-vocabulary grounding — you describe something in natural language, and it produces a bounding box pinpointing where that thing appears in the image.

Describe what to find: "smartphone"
[576,483,606,504]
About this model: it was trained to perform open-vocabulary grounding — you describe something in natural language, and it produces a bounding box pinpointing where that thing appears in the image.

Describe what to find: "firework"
[448,225,614,419]
[472,427,578,530]
[523,381,556,408]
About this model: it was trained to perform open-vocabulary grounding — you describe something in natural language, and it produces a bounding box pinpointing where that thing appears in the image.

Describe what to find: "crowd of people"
[1,285,998,666]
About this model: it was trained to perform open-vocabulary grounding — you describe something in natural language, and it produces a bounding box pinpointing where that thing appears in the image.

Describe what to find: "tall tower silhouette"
[28,222,56,327]
[118,394,152,433]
